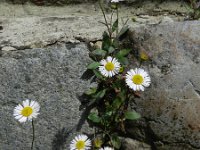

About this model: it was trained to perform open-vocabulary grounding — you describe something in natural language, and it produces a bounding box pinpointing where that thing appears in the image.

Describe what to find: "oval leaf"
[87,62,100,70]
[112,19,118,32]
[117,57,129,65]
[125,111,141,120]
[117,25,129,39]
[92,49,107,57]
[85,87,97,95]
[102,31,111,51]
[116,49,131,58]
[108,46,115,54]
[111,134,121,149]
[94,89,107,99]
[93,70,104,79]
[88,112,101,123]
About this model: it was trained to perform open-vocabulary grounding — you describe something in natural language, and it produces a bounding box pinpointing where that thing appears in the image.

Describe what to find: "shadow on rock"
[52,127,74,150]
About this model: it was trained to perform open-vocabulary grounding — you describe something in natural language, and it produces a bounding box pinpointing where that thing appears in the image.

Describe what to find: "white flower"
[99,56,121,77]
[99,147,114,150]
[13,99,40,123]
[126,68,151,91]
[111,0,123,3]
[70,134,91,150]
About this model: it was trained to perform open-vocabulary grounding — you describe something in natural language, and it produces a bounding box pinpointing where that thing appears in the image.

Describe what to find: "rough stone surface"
[0,43,93,150]
[0,2,199,149]
[121,138,151,150]
[127,21,200,149]
[2,0,95,5]
[1,46,17,51]
[0,1,191,49]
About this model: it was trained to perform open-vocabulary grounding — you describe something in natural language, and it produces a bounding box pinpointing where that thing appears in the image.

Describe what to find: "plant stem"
[31,120,35,150]
[116,4,119,35]
[99,0,112,39]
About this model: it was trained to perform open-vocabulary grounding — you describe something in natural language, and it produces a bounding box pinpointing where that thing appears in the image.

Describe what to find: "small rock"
[89,42,94,47]
[93,41,102,49]
[1,46,17,51]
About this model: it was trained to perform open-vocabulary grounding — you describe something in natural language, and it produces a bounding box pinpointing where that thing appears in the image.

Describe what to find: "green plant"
[188,0,200,19]
[83,0,151,149]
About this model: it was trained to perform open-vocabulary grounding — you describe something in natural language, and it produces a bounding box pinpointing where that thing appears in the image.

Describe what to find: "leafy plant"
[84,0,151,149]
[188,0,200,19]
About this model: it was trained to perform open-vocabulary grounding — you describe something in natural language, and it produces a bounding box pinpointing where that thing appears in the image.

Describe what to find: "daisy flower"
[126,68,151,91]
[70,134,91,150]
[99,56,121,77]
[13,99,40,123]
[99,147,114,150]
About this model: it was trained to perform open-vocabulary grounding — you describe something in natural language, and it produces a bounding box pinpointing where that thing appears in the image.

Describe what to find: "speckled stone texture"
[0,43,92,150]
[127,21,200,149]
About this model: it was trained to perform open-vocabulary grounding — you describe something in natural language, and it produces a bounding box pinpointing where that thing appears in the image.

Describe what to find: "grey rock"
[126,21,200,149]
[0,43,93,150]
[121,138,151,150]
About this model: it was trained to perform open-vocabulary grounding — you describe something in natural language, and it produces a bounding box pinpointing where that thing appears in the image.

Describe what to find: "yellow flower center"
[119,67,124,73]
[140,51,149,60]
[76,140,85,150]
[94,138,102,148]
[105,62,114,71]
[21,107,33,117]
[132,74,144,85]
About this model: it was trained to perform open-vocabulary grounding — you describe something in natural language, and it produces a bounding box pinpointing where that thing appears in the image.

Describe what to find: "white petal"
[14,114,23,120]
[13,108,21,115]
[107,56,113,62]
[130,69,136,75]
[32,101,40,111]
[15,104,23,111]
[18,116,27,123]
[22,99,30,107]
[100,59,107,65]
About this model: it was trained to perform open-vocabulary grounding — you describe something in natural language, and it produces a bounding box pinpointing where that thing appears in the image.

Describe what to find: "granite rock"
[0,43,92,150]
[127,21,200,149]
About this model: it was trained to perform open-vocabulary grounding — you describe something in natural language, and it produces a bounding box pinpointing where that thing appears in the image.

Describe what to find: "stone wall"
[0,2,200,149]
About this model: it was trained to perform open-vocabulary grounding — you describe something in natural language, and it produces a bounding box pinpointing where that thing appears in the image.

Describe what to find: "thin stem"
[110,10,114,30]
[99,0,112,39]
[116,4,119,35]
[31,120,35,150]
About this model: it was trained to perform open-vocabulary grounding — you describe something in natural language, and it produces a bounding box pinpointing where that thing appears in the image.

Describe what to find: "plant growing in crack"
[71,0,151,149]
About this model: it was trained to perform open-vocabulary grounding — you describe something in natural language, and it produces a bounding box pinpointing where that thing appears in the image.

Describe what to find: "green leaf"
[93,70,104,79]
[112,98,123,109]
[116,49,131,58]
[112,19,118,32]
[108,46,115,54]
[87,62,100,70]
[111,134,121,149]
[85,87,97,95]
[117,57,129,65]
[125,111,141,120]
[112,38,119,48]
[102,31,111,51]
[116,25,129,39]
[105,111,113,117]
[94,89,107,99]
[88,112,101,123]
[92,49,107,57]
